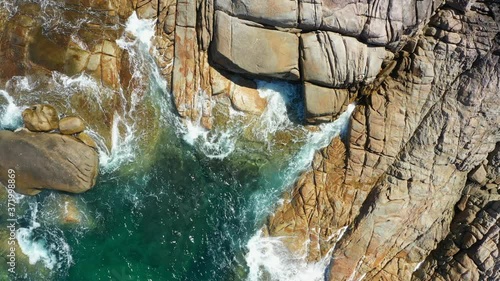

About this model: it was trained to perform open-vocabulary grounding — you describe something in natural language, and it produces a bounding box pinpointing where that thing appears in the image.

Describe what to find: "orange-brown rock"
[266,5,500,281]
[22,104,59,132]
[59,116,85,135]
[76,132,98,149]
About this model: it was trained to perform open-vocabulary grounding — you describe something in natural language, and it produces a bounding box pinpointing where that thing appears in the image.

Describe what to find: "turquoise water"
[60,134,287,280]
[4,119,304,281]
[0,71,353,281]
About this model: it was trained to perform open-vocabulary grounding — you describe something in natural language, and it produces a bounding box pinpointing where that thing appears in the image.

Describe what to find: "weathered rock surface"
[22,104,59,132]
[146,0,446,125]
[263,2,500,280]
[0,130,99,195]
[211,11,300,80]
[304,83,353,123]
[413,186,499,281]
[1,0,500,279]
[0,2,165,156]
[215,0,441,47]
[412,144,500,281]
[300,32,388,88]
[229,77,267,115]
[59,116,85,135]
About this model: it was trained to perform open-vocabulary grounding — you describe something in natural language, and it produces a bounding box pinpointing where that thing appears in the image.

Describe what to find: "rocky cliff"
[140,1,499,279]
[1,0,499,280]
[159,1,500,280]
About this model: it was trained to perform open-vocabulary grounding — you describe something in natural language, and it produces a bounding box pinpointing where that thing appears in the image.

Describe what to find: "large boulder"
[59,116,85,135]
[22,104,59,132]
[300,31,388,88]
[211,11,300,80]
[0,130,99,195]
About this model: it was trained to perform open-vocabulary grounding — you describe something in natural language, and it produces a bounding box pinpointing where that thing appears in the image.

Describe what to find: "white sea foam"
[245,231,333,281]
[284,104,355,184]
[119,12,155,49]
[17,228,57,269]
[1,11,171,172]
[105,112,138,170]
[251,103,355,221]
[183,80,303,159]
[16,202,73,271]
[0,0,20,17]
[0,90,24,129]
[181,90,242,159]
[253,81,297,142]
[246,225,351,281]
[93,11,173,171]
[183,123,240,159]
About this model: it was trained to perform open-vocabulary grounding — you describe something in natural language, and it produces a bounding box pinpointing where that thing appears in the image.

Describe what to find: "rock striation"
[1,0,499,280]
[265,2,500,280]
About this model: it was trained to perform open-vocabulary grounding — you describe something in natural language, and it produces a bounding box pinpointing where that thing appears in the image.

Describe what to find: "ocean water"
[0,10,355,281]
[1,107,353,281]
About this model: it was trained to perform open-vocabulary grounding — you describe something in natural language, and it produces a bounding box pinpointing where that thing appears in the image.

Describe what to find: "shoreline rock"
[0,129,99,195]
[1,103,99,195]
[59,116,85,135]
[22,104,59,132]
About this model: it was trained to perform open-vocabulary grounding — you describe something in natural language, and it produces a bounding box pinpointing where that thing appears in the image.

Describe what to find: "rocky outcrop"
[413,186,499,281]
[22,104,59,132]
[0,129,99,195]
[1,0,499,279]
[0,2,130,89]
[146,0,444,124]
[206,0,443,123]
[413,145,500,281]
[0,103,98,195]
[59,116,85,135]
[265,2,500,280]
[0,1,165,154]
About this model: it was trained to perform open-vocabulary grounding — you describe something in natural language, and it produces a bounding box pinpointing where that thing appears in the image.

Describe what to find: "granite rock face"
[148,0,444,125]
[211,10,300,80]
[0,1,164,153]
[265,2,500,280]
[1,0,499,279]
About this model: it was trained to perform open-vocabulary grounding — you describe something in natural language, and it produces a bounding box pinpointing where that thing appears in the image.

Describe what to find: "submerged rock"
[22,104,59,132]
[59,116,85,135]
[0,130,99,195]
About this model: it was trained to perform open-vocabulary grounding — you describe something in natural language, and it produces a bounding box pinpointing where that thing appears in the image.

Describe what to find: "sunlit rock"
[22,104,59,132]
[0,130,99,195]
[59,116,85,135]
